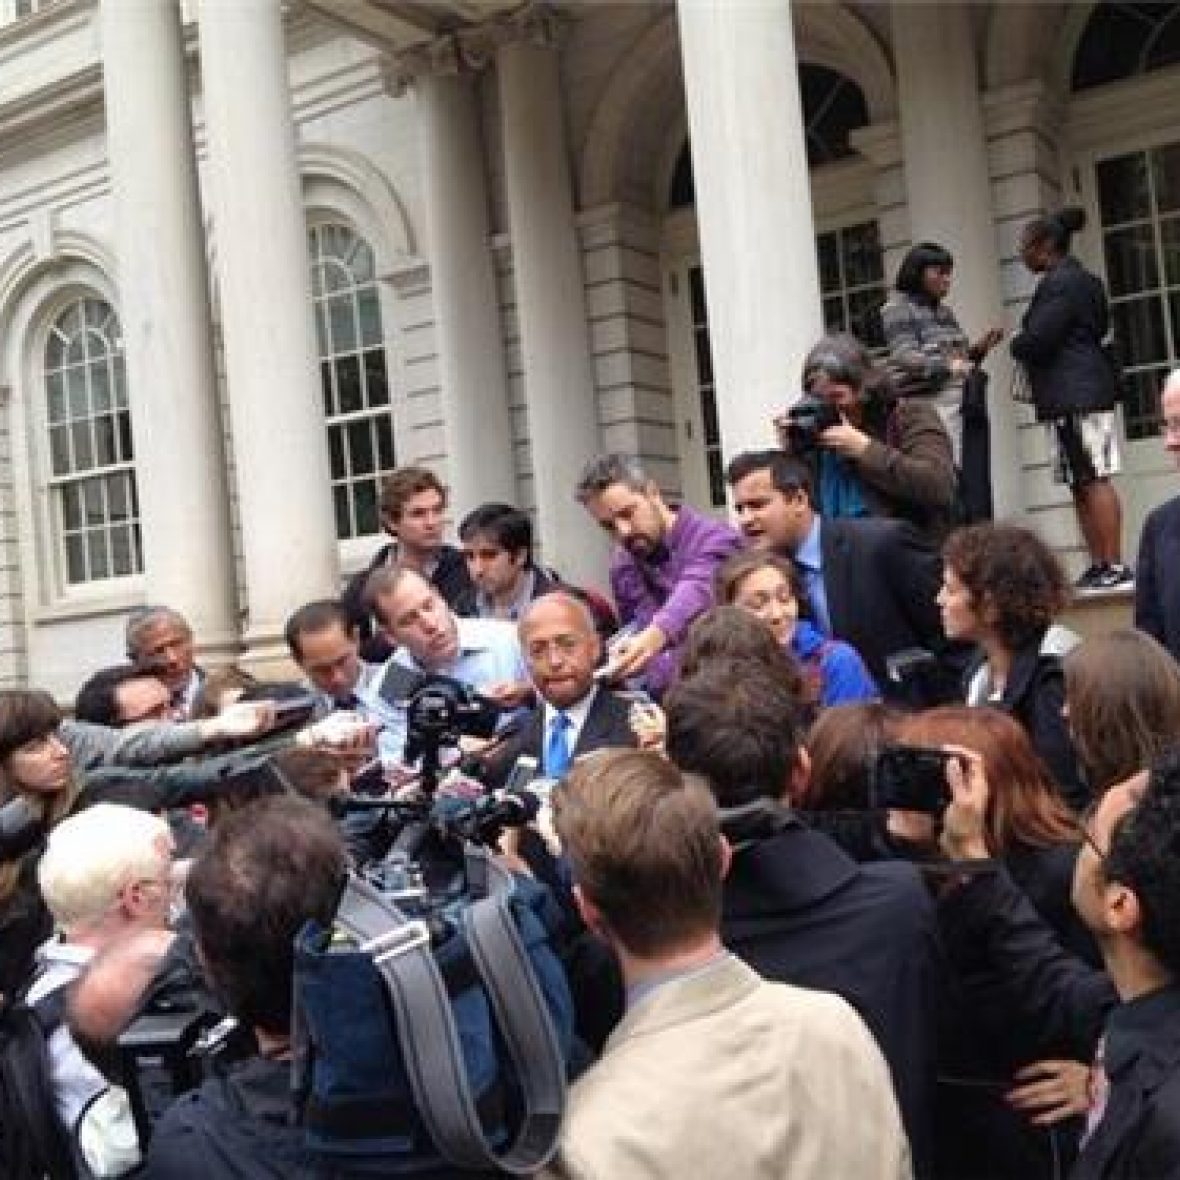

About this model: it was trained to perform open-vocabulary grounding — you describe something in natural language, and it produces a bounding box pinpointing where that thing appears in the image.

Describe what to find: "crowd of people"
[2,205,1180,1180]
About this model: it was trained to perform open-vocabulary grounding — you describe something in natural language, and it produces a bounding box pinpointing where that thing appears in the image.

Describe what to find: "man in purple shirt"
[576,454,742,695]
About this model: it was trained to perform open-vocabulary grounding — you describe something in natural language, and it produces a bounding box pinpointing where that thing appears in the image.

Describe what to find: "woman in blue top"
[715,551,878,708]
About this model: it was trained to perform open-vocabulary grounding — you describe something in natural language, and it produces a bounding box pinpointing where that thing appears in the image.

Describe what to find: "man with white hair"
[28,803,175,1177]
[126,606,202,718]
[1136,369,1180,663]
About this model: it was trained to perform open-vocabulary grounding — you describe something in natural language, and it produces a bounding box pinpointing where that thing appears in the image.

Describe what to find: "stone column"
[196,0,338,664]
[416,69,516,511]
[676,0,824,456]
[100,0,238,660]
[497,27,605,585]
[893,1,1022,519]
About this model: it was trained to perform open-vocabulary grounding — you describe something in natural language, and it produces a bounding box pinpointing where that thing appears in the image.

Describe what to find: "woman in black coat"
[1011,206,1129,589]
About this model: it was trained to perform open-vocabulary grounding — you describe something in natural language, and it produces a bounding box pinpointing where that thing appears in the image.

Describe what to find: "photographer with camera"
[778,333,957,546]
[663,664,940,1176]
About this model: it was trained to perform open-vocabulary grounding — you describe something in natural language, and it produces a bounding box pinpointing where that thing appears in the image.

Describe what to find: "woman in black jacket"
[938,523,1088,809]
[1011,206,1129,589]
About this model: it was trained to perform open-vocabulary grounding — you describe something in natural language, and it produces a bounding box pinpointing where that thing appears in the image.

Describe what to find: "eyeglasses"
[1075,799,1107,861]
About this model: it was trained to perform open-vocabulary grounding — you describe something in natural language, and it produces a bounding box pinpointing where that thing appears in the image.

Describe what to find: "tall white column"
[418,71,516,510]
[497,35,604,586]
[197,0,338,662]
[101,0,237,660]
[677,0,824,455]
[893,1,1022,519]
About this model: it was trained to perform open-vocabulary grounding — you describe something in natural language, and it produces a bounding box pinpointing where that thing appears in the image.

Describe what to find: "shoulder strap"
[332,853,566,1174]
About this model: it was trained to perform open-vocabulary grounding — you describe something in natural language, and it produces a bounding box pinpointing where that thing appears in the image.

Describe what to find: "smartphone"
[871,743,957,814]
[502,755,540,796]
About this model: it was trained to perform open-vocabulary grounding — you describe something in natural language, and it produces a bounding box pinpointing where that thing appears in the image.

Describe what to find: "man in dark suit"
[482,593,637,787]
[726,449,947,700]
[342,466,476,662]
[1135,373,1180,664]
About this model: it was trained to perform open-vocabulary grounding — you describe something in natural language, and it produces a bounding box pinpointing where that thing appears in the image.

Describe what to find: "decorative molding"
[983,80,1064,141]
[383,257,430,297]
[26,208,54,263]
[382,0,562,95]
[1064,63,1180,153]
[848,119,902,170]
[0,62,102,147]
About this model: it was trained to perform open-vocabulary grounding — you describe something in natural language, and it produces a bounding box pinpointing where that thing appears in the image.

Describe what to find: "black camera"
[402,675,501,769]
[784,395,842,453]
[871,743,958,814]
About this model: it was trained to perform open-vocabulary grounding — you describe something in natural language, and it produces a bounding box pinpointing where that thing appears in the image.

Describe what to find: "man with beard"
[576,454,741,696]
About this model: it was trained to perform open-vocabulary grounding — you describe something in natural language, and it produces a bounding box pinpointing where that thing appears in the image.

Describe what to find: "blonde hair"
[38,804,170,933]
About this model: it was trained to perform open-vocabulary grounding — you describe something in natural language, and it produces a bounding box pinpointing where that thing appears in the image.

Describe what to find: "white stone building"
[1,0,1178,695]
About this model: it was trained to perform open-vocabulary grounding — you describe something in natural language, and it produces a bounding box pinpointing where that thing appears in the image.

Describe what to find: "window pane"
[67,367,88,418]
[1112,296,1168,364]
[108,473,129,521]
[328,423,346,480]
[823,295,847,334]
[350,238,375,284]
[364,349,389,407]
[375,413,396,470]
[46,373,66,424]
[354,479,379,536]
[357,288,382,349]
[1097,153,1151,225]
[328,296,357,354]
[1161,217,1180,287]
[72,421,94,470]
[91,360,113,414]
[336,355,362,415]
[117,412,134,462]
[842,222,883,286]
[333,484,351,539]
[315,302,329,357]
[348,419,374,476]
[61,483,81,530]
[1104,224,1159,297]
[94,415,117,467]
[321,361,335,418]
[87,530,110,581]
[82,479,104,526]
[113,354,128,408]
[110,523,134,577]
[64,533,86,584]
[1154,143,1180,215]
[1123,366,1165,440]
[50,426,70,476]
[816,232,840,292]
[46,330,66,372]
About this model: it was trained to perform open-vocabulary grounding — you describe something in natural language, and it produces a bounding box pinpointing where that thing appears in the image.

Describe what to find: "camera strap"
[331,848,566,1174]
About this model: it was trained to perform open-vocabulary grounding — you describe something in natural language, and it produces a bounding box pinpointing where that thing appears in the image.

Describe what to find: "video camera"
[402,675,501,776]
[783,395,842,453]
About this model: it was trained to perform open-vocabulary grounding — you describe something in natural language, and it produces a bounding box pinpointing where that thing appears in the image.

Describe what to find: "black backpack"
[0,987,77,1179]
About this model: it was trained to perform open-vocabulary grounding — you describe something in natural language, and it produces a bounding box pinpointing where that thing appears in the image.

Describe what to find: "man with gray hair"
[28,803,176,1177]
[1135,369,1180,663]
[576,454,741,696]
[125,606,202,718]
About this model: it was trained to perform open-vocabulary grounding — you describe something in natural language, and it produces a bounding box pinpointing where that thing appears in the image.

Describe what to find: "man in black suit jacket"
[481,593,637,788]
[726,449,948,700]
[1135,375,1180,663]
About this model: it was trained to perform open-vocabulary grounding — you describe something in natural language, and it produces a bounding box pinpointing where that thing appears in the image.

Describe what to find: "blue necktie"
[545,712,573,779]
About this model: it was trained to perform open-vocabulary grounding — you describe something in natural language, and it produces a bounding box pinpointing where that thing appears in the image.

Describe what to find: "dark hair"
[1022,206,1087,257]
[724,449,813,503]
[678,607,806,699]
[895,242,955,296]
[574,454,650,502]
[379,466,446,522]
[0,689,63,767]
[806,702,901,810]
[1105,749,1180,975]
[185,796,346,1034]
[74,665,159,727]
[1064,630,1180,792]
[554,750,723,957]
[665,665,805,807]
[283,599,352,662]
[458,502,533,562]
[942,523,1068,650]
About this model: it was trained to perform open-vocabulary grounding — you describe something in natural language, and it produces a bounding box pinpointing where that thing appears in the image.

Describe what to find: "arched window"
[1072,2,1180,91]
[308,223,397,540]
[43,297,141,585]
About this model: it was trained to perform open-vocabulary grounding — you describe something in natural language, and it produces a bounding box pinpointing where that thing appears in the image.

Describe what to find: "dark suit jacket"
[481,687,638,788]
[816,516,947,698]
[342,542,476,662]
[1136,494,1180,665]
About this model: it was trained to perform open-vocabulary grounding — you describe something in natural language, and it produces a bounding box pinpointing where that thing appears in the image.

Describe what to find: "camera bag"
[292,842,572,1175]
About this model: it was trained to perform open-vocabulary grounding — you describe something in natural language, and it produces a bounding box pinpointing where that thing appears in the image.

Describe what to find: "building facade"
[1,0,1178,695]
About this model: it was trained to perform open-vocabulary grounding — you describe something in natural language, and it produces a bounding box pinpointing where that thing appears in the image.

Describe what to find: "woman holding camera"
[938,523,1086,809]
[779,333,957,545]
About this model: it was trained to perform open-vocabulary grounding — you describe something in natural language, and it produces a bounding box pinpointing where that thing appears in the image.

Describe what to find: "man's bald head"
[519,593,603,709]
[1162,369,1180,467]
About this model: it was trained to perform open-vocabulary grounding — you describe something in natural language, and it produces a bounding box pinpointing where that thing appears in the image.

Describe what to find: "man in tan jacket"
[541,749,912,1180]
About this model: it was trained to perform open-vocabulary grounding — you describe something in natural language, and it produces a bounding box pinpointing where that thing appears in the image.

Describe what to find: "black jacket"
[964,629,1088,810]
[814,515,948,699]
[721,814,941,1176]
[1010,256,1117,420]
[1135,494,1180,666]
[1074,984,1180,1180]
[342,543,476,662]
